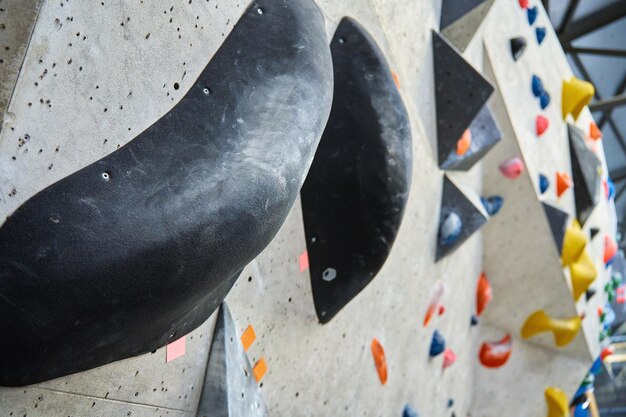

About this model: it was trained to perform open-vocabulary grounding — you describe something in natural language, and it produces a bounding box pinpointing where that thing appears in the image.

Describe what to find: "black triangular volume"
[585,288,597,301]
[433,31,494,167]
[590,227,600,240]
[436,176,488,261]
[440,104,502,171]
[568,124,601,225]
[301,18,412,324]
[542,202,569,254]
[510,37,527,61]
[197,303,267,417]
[440,0,487,31]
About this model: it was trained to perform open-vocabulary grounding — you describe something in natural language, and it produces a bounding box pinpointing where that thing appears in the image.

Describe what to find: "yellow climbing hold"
[570,249,597,301]
[545,387,569,417]
[562,76,594,120]
[521,310,581,347]
[561,220,586,266]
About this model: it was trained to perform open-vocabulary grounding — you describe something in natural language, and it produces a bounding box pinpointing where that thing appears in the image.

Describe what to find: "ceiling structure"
[543,0,626,247]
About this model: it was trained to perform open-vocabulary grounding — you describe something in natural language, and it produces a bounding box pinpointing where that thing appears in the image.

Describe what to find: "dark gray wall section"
[436,176,487,261]
[568,124,601,225]
[0,0,332,386]
[432,31,494,167]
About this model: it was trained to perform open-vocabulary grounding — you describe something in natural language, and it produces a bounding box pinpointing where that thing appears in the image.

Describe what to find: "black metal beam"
[559,2,626,42]
[611,167,626,183]
[599,72,626,129]
[557,0,581,34]
[589,94,626,112]
[564,45,626,58]
[542,0,549,16]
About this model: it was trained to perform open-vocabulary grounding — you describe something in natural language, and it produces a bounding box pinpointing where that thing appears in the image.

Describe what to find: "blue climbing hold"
[527,6,538,25]
[574,403,590,417]
[481,196,504,216]
[447,398,454,408]
[430,330,446,357]
[438,212,462,246]
[589,357,603,375]
[539,173,549,194]
[471,314,479,326]
[531,75,543,97]
[403,404,419,417]
[536,27,546,44]
[539,90,551,109]
[608,177,615,199]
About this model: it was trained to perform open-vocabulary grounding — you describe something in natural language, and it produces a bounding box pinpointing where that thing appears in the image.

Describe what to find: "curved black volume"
[0,0,332,386]
[301,17,412,324]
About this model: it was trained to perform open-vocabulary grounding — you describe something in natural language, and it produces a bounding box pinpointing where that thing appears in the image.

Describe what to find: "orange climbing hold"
[476,272,493,316]
[536,115,549,136]
[253,357,267,382]
[241,324,256,352]
[479,334,512,368]
[590,122,602,141]
[392,71,401,89]
[604,234,618,264]
[456,129,472,156]
[371,338,388,385]
[556,171,573,197]
[424,281,445,327]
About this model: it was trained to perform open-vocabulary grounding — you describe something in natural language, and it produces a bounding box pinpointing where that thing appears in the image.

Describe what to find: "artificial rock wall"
[0,0,616,416]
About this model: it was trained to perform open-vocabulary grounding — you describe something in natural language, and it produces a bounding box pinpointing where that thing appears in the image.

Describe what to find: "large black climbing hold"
[0,0,333,386]
[510,37,527,61]
[433,31,494,168]
[301,17,412,324]
[440,104,501,171]
[440,0,496,52]
[436,176,487,261]
[197,303,267,417]
[542,202,568,254]
[568,124,601,225]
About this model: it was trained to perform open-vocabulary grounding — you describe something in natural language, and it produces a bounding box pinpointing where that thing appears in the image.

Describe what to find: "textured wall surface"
[0,0,615,416]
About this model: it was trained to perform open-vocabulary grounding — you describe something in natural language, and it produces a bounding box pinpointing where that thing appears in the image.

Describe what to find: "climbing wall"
[0,0,617,417]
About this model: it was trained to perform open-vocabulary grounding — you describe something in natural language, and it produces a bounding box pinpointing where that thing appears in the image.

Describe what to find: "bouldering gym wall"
[0,0,625,416]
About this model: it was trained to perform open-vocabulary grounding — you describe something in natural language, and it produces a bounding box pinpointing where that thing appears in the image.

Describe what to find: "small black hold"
[510,37,527,61]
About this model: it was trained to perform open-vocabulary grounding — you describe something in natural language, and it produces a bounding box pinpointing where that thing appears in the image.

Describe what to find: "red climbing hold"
[443,348,457,369]
[590,122,602,141]
[556,172,573,197]
[604,235,618,264]
[499,156,524,179]
[601,346,615,360]
[479,334,512,368]
[536,115,549,136]
[476,272,493,316]
[438,305,446,316]
[519,0,529,9]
